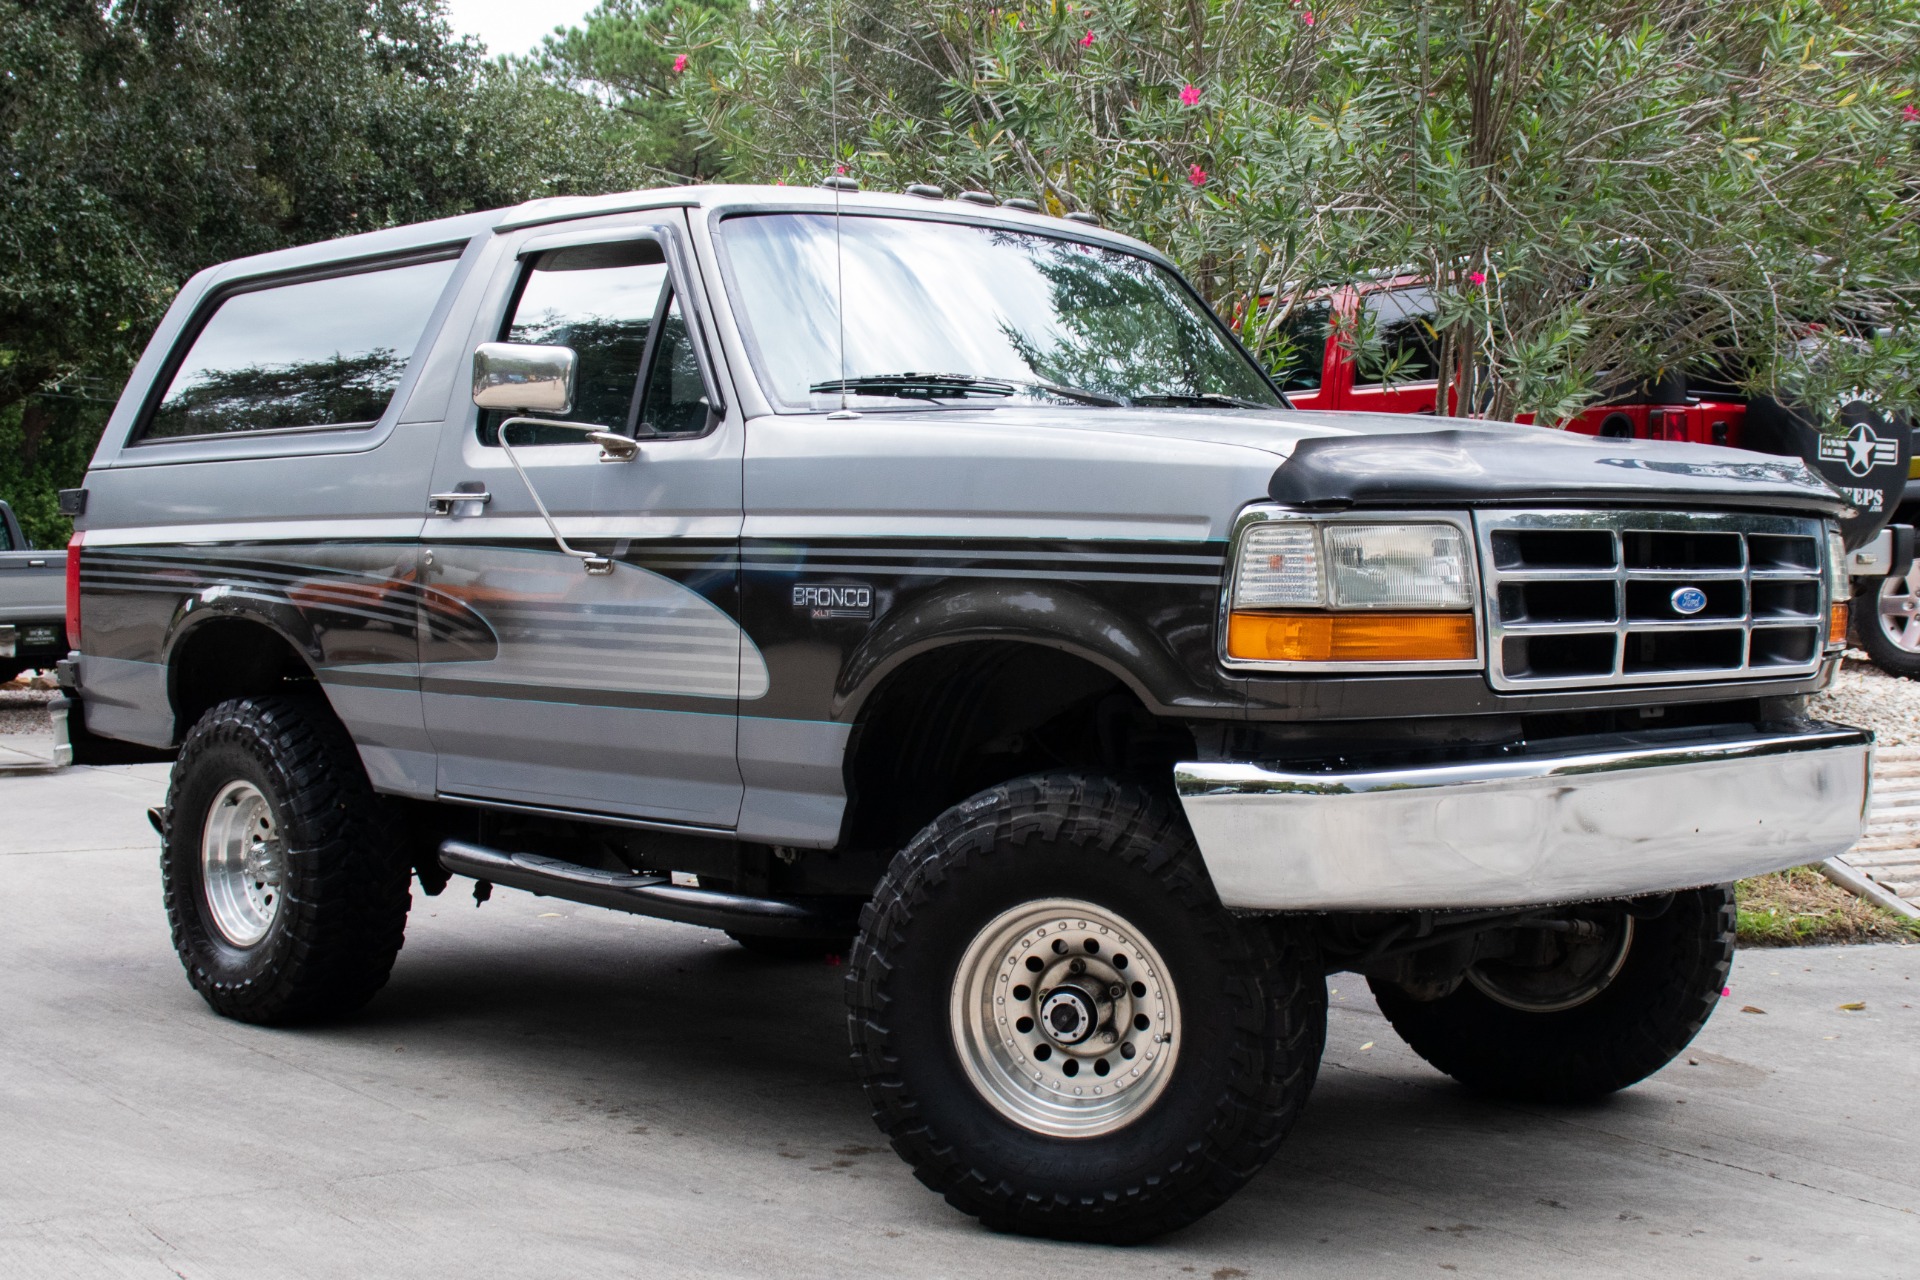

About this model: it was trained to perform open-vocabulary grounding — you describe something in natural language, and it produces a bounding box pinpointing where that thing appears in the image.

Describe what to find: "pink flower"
[671,53,687,74]
[835,164,847,175]
[1468,270,1487,285]
[1179,83,1201,107]
[1188,164,1208,186]
[1301,9,1315,24]
[1081,30,1096,47]
[1905,104,1920,121]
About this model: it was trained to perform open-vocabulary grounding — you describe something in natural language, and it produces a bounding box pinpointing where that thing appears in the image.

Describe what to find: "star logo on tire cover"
[1818,420,1899,479]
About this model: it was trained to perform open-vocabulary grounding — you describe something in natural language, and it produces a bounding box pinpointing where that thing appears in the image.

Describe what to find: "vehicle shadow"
[326,910,1689,1251]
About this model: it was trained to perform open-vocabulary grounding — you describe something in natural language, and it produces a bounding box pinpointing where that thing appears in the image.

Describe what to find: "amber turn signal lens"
[1829,600,1849,648]
[1227,611,1477,663]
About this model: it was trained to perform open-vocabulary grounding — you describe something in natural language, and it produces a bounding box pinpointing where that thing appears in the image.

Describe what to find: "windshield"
[719,213,1283,412]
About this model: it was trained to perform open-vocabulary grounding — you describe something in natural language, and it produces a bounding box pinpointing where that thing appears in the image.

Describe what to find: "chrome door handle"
[427,489,491,515]
[27,559,46,567]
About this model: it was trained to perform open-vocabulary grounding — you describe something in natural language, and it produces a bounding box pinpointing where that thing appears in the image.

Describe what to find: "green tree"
[0,0,636,545]
[532,0,746,177]
[673,0,1920,425]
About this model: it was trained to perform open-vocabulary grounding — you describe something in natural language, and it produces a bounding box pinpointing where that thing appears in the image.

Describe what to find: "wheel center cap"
[1039,986,1100,1046]
[246,839,277,883]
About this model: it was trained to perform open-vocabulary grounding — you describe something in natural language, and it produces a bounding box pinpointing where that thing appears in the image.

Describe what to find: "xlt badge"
[793,582,874,620]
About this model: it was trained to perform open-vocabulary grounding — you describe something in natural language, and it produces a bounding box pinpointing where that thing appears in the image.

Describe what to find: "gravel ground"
[1808,651,1920,745]
[0,682,55,737]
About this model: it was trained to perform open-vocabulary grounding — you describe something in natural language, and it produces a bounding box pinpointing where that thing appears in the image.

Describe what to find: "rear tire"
[1370,887,1734,1102]
[162,695,412,1024]
[847,772,1325,1243]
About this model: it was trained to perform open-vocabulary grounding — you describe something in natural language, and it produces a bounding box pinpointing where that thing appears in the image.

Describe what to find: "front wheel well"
[169,618,320,741]
[839,641,1196,852]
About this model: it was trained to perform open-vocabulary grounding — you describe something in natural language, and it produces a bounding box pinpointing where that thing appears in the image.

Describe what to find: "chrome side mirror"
[472,342,577,413]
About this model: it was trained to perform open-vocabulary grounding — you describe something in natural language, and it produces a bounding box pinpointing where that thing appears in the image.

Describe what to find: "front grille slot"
[1490,528,1615,571]
[1622,530,1742,571]
[1498,580,1618,626]
[1478,510,1829,691]
[1623,628,1744,674]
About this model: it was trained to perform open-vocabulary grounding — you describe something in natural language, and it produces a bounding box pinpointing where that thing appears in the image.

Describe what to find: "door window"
[486,240,669,444]
[636,292,709,435]
[143,257,457,440]
[1353,287,1441,387]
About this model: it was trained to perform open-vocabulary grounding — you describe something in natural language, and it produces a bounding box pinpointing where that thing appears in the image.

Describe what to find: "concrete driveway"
[2,763,1916,1278]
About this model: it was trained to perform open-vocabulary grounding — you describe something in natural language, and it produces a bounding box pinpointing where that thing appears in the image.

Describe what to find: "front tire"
[1370,887,1735,1102]
[162,695,412,1024]
[847,773,1325,1243]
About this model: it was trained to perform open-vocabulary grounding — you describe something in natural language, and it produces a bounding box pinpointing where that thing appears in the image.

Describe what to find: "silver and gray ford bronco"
[60,185,1871,1242]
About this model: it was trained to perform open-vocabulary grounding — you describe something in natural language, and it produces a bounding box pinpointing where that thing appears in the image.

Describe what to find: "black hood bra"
[1268,426,1848,514]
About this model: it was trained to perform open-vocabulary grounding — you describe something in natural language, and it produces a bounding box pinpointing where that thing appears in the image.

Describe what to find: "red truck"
[1272,276,1920,675]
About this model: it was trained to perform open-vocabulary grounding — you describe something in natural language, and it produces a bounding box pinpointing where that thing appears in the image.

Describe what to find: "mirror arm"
[495,417,636,574]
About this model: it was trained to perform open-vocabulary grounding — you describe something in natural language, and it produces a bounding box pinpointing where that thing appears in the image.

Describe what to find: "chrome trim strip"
[1175,723,1871,911]
[1176,726,1868,797]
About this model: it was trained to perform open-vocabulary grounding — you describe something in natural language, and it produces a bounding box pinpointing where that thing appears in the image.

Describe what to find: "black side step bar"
[438,840,856,939]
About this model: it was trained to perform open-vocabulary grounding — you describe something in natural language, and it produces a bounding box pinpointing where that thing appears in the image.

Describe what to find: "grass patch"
[1736,866,1920,947]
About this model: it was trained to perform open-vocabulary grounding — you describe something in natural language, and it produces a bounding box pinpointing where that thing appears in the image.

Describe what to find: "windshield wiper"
[808,372,1126,407]
[1131,392,1275,410]
[809,373,1017,401]
[1028,379,1127,407]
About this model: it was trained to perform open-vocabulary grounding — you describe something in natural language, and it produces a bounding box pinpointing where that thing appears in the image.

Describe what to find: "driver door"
[418,219,751,828]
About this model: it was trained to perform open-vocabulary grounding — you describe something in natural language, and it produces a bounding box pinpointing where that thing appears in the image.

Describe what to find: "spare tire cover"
[1743,394,1911,548]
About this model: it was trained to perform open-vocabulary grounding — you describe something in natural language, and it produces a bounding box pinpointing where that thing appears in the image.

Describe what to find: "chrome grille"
[1476,510,1829,691]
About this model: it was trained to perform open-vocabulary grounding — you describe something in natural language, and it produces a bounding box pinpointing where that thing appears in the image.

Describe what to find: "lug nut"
[1108,983,1125,1000]
[1068,958,1086,975]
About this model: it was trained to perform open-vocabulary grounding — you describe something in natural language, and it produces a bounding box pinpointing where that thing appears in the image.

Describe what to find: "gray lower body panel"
[75,655,172,748]
[1175,724,1872,911]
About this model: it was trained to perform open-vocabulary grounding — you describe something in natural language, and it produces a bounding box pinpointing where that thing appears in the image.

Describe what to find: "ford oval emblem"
[1671,586,1708,616]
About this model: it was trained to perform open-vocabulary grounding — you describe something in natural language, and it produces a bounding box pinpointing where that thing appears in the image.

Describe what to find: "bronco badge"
[793,582,874,620]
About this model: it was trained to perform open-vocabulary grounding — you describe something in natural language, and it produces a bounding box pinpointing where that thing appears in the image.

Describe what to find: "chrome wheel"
[1468,916,1635,1013]
[950,898,1181,1138]
[200,780,285,947]
[1877,576,1920,652]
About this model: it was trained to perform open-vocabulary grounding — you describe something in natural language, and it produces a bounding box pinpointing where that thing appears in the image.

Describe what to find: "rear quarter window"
[140,256,457,441]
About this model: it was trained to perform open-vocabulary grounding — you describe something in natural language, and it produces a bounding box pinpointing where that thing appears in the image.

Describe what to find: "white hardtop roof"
[200,183,1166,286]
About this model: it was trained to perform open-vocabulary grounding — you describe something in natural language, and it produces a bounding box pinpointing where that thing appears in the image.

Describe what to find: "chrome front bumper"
[1174,724,1871,911]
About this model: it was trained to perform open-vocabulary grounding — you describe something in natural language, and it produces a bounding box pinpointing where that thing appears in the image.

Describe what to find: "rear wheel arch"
[166,614,325,743]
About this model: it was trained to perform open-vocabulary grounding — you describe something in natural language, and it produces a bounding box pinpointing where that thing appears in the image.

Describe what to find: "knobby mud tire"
[847,771,1326,1243]
[161,695,411,1024]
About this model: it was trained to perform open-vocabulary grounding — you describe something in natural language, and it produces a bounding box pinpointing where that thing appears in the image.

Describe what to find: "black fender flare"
[832,580,1213,723]
[161,592,325,720]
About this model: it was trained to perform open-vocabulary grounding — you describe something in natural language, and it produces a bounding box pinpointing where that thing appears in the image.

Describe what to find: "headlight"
[1322,524,1473,609]
[1225,512,1481,667]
